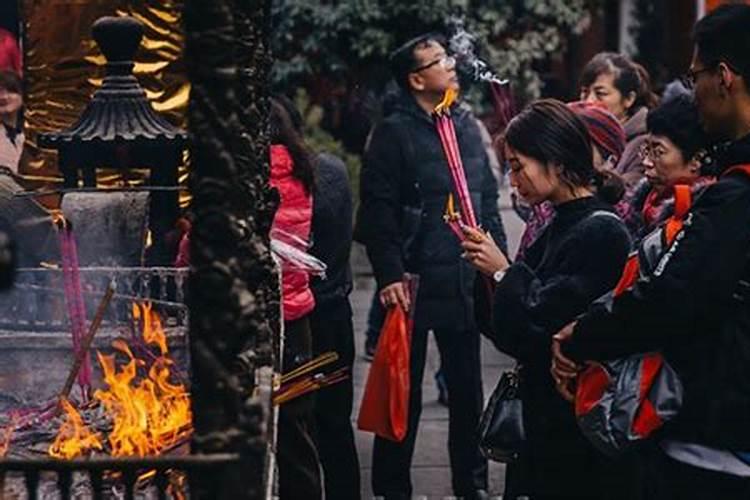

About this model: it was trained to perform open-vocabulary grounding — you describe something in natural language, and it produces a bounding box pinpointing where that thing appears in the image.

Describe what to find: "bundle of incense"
[443,194,466,241]
[443,194,485,243]
[273,368,350,406]
[56,217,92,400]
[281,351,339,385]
[433,88,478,229]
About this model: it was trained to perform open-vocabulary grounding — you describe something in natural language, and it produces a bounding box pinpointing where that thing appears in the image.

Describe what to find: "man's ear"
[408,72,424,92]
[718,62,736,90]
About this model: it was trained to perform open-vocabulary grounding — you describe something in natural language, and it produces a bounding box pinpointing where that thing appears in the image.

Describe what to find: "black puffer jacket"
[356,91,506,331]
[310,153,353,306]
[565,133,750,450]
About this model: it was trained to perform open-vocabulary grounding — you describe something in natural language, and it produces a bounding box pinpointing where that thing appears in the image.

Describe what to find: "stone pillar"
[184,1,278,498]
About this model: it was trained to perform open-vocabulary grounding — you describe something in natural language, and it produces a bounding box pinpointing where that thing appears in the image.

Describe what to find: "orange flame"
[434,88,458,114]
[132,302,167,356]
[0,419,15,457]
[49,398,103,459]
[49,302,192,459]
[94,304,191,456]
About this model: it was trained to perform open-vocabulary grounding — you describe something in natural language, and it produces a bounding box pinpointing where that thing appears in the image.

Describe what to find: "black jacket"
[490,197,631,497]
[355,91,506,331]
[310,153,353,307]
[564,133,750,450]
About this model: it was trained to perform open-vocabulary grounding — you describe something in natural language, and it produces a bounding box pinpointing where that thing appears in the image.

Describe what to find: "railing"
[0,453,240,499]
[0,267,189,330]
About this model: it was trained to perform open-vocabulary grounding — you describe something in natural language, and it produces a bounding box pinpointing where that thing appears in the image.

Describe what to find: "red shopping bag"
[357,304,411,442]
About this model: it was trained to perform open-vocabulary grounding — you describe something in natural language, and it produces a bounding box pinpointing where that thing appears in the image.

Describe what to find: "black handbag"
[478,365,524,462]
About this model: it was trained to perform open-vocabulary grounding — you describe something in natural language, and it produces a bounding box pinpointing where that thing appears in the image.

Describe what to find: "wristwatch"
[492,268,507,283]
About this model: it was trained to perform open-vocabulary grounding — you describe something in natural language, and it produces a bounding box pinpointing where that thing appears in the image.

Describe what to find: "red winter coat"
[270,144,315,321]
[0,29,21,75]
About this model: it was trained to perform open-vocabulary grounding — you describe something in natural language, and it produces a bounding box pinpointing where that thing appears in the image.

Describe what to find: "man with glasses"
[553,5,750,498]
[356,33,506,500]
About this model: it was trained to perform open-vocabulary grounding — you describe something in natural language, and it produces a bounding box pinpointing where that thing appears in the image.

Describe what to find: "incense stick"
[58,281,115,410]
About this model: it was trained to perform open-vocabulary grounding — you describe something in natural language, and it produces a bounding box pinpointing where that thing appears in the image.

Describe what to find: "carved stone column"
[184,1,278,498]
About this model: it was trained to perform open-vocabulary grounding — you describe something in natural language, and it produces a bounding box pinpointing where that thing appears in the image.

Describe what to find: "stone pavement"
[350,195,524,499]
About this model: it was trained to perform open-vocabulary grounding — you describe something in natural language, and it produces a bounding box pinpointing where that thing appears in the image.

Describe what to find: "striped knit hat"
[568,101,626,161]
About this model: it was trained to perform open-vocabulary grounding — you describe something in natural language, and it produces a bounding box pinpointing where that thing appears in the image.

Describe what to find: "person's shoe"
[435,369,449,406]
[363,336,377,361]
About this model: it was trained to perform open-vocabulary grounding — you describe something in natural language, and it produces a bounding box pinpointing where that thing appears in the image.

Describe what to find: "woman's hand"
[460,227,510,276]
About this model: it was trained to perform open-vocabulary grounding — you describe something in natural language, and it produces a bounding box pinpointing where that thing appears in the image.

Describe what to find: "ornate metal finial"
[39,15,185,149]
[92,16,144,72]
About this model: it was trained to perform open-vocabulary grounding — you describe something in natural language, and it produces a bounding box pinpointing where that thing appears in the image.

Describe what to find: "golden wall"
[21,1,187,193]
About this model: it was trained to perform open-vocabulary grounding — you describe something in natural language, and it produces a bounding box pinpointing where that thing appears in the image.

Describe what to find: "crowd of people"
[3,4,750,500]
[356,3,749,500]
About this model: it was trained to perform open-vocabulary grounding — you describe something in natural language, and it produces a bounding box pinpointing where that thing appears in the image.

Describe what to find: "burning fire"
[0,419,16,457]
[50,302,192,459]
[49,398,103,459]
[434,87,458,114]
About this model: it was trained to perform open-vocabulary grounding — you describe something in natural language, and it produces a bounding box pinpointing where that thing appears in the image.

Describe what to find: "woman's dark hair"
[647,94,709,162]
[389,33,447,91]
[505,99,622,204]
[694,4,750,83]
[270,96,315,194]
[580,52,659,115]
[0,70,21,94]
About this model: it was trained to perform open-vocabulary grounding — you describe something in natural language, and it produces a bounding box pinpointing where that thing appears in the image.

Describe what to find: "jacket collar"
[713,132,750,174]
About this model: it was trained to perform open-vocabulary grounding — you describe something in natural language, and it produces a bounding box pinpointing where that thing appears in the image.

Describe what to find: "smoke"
[447,17,507,85]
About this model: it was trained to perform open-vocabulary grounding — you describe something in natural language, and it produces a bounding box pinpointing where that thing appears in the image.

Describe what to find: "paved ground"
[350,193,524,500]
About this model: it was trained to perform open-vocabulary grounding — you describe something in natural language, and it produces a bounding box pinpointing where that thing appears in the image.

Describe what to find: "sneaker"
[363,336,377,362]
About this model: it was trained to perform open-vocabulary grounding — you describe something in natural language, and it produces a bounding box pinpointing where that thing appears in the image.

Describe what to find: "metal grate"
[0,267,188,331]
[0,453,240,499]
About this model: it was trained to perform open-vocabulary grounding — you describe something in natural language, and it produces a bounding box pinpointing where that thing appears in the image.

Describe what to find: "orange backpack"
[574,166,750,456]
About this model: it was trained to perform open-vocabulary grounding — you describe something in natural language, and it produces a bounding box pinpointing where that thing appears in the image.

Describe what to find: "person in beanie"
[553,5,750,499]
[515,101,627,260]
[356,33,506,500]
[579,53,659,188]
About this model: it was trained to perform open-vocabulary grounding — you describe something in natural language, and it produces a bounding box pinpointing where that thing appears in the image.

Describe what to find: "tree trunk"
[184,0,278,498]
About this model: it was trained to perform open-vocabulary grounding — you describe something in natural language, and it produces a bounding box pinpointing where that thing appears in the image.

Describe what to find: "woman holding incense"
[514,100,629,260]
[462,100,635,499]
[268,96,322,500]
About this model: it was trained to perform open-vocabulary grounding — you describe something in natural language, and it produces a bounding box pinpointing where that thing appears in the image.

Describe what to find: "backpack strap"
[722,163,750,179]
[664,185,691,245]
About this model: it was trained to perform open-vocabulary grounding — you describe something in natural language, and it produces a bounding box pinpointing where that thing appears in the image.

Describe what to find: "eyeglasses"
[412,55,456,73]
[681,66,716,90]
[638,143,668,162]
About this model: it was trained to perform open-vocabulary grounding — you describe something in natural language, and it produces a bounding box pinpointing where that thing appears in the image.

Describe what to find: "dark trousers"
[309,298,362,500]
[371,325,488,498]
[646,448,750,500]
[365,290,385,344]
[277,317,322,500]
